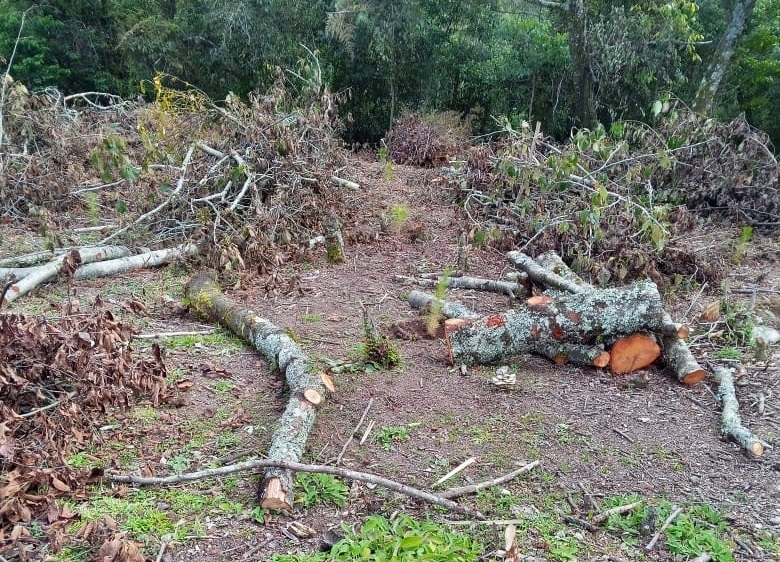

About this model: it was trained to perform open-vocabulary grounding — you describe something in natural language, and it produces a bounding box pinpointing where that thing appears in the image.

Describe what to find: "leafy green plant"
[666,504,734,562]
[719,298,755,347]
[731,226,753,265]
[331,514,482,561]
[376,425,411,451]
[210,379,236,394]
[89,135,140,184]
[425,268,451,337]
[712,347,742,360]
[83,192,100,226]
[389,204,410,233]
[378,142,395,180]
[361,309,401,369]
[295,473,349,509]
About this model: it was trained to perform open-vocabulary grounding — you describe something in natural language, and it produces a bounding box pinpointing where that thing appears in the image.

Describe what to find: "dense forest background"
[0,0,777,145]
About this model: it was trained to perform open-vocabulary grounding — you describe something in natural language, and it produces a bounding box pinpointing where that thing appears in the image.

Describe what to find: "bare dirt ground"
[3,156,780,562]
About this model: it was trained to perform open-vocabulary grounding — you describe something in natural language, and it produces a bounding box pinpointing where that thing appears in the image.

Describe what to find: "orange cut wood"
[609,333,661,374]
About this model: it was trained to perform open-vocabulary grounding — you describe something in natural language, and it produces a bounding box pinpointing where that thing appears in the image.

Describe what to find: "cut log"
[73,243,200,279]
[446,280,665,365]
[661,335,708,385]
[609,334,661,374]
[712,366,764,456]
[534,341,610,368]
[2,245,131,306]
[185,271,330,510]
[534,251,592,293]
[0,266,38,280]
[407,290,479,319]
[396,275,528,299]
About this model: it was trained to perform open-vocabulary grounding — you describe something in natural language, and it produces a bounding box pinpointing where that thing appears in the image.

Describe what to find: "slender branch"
[109,458,483,518]
[439,460,539,499]
[99,144,196,244]
[335,397,374,465]
[646,506,683,551]
[591,501,642,526]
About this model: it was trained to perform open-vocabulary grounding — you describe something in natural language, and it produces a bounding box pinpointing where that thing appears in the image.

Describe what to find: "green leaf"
[651,99,663,117]
[400,535,424,549]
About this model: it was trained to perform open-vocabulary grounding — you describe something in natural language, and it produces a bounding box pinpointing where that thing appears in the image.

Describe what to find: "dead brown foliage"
[386,111,469,167]
[0,297,167,559]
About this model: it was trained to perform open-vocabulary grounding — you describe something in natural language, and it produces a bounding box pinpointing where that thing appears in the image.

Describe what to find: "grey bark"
[712,365,764,456]
[693,0,758,115]
[447,280,664,365]
[185,271,329,509]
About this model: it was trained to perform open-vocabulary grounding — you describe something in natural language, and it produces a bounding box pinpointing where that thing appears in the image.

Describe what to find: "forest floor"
[3,155,780,562]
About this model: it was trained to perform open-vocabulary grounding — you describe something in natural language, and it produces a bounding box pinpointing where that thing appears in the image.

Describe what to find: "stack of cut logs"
[405,250,707,386]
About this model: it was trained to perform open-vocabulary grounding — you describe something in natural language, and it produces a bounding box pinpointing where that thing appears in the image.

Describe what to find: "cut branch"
[395,274,528,299]
[2,245,131,306]
[184,271,330,510]
[712,366,764,456]
[407,290,479,319]
[508,251,587,294]
[73,244,200,279]
[109,458,482,518]
[446,280,664,365]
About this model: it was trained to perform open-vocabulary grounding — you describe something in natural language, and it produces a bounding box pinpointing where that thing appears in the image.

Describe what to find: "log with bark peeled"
[446,280,665,365]
[185,271,330,510]
[712,366,764,456]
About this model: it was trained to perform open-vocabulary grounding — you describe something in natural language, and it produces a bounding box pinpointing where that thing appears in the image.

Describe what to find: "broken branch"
[109,458,483,518]
[712,366,765,456]
[439,460,540,499]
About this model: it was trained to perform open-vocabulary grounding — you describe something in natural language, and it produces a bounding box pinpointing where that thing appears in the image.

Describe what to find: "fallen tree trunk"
[446,281,664,365]
[184,271,331,510]
[712,366,764,456]
[73,244,200,279]
[2,245,131,306]
[0,266,38,280]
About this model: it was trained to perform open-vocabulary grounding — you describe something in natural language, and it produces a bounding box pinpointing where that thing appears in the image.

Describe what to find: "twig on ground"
[439,460,539,499]
[433,457,477,487]
[712,365,765,456]
[154,539,168,562]
[135,330,215,340]
[578,481,601,513]
[109,458,483,518]
[442,519,525,526]
[19,391,77,418]
[359,419,375,445]
[335,397,374,465]
[592,501,642,526]
[645,506,683,551]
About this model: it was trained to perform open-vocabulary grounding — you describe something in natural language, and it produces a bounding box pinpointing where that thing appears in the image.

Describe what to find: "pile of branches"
[651,110,778,231]
[443,107,777,286]
[386,111,469,167]
[1,71,349,277]
[0,297,167,555]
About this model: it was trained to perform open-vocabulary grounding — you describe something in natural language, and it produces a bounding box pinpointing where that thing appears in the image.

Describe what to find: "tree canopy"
[0,0,777,144]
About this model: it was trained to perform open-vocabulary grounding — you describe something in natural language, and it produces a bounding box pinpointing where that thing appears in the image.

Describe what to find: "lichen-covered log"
[713,366,764,456]
[534,251,592,293]
[324,210,345,263]
[446,280,665,365]
[185,271,330,510]
[661,334,708,385]
[533,341,610,368]
[507,251,586,294]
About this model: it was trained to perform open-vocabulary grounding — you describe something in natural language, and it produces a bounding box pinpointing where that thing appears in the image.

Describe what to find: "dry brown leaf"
[701,301,720,322]
[50,476,71,493]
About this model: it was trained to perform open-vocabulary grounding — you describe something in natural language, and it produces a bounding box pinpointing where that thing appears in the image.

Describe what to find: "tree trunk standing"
[693,0,757,115]
[568,0,597,128]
